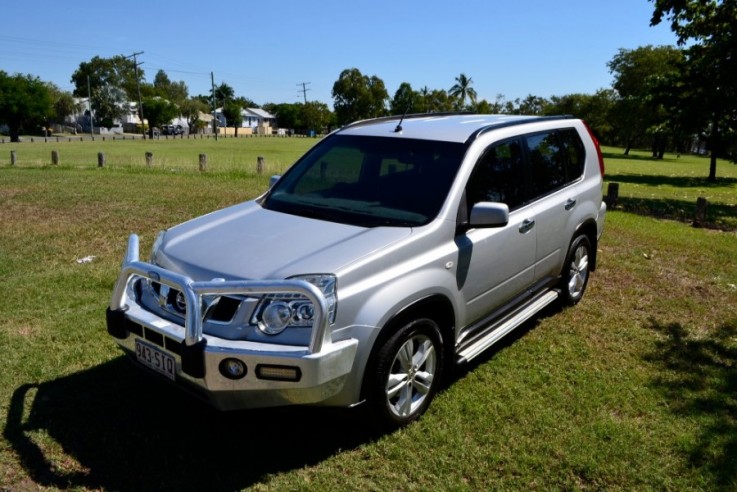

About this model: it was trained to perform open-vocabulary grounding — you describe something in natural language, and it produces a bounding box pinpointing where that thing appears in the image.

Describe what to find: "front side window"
[467,139,525,211]
[264,135,465,227]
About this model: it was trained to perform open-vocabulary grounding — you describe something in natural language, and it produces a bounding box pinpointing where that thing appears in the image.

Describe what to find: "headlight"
[254,274,337,336]
[150,230,166,264]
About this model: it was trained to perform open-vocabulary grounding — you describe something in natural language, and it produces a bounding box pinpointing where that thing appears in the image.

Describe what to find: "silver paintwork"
[108,114,606,412]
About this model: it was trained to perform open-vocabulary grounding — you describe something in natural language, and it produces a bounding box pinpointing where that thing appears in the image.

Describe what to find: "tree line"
[1,1,735,179]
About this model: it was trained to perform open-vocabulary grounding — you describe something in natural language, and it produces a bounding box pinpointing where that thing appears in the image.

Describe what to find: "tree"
[152,70,188,105]
[0,71,52,141]
[71,56,143,127]
[546,90,616,143]
[142,97,178,138]
[650,0,737,180]
[235,96,258,109]
[222,100,243,136]
[180,98,209,134]
[607,45,684,155]
[301,101,334,133]
[390,82,420,115]
[515,94,549,115]
[448,73,478,110]
[269,103,301,131]
[212,82,235,106]
[426,89,454,112]
[71,55,142,100]
[47,84,82,127]
[332,68,388,126]
[266,102,333,134]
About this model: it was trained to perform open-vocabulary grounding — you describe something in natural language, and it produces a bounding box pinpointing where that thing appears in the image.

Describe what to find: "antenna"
[394,104,411,133]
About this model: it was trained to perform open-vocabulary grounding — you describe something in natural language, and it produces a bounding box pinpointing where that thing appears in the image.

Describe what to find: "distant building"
[215,107,276,135]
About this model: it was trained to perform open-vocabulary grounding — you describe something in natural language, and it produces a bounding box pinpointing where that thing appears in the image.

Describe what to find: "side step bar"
[456,290,559,364]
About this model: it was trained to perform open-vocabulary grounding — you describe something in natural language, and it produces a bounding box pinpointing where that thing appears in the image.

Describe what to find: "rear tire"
[560,234,591,305]
[366,318,444,427]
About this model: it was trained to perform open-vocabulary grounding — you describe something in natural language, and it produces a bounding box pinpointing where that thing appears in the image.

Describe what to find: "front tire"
[367,318,444,427]
[561,234,592,305]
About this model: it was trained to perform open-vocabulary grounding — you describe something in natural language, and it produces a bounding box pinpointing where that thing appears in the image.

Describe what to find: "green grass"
[1,142,736,490]
[602,146,737,230]
[0,135,317,175]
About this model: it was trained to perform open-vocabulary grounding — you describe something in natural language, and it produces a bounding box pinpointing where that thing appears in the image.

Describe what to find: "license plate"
[135,339,176,381]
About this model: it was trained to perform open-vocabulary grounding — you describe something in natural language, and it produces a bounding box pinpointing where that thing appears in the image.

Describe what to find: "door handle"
[519,219,535,233]
[565,198,577,211]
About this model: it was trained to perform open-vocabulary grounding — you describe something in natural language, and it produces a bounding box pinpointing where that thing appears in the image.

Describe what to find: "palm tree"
[448,73,478,110]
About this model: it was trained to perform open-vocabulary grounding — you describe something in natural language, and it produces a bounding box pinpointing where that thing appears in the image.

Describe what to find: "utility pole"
[297,82,311,104]
[87,75,94,138]
[211,72,218,141]
[125,51,145,138]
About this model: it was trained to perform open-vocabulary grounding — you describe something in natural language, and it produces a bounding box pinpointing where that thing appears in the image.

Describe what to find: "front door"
[457,138,536,326]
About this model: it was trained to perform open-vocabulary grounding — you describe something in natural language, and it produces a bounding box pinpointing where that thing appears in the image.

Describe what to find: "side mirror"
[469,202,509,228]
[269,175,281,189]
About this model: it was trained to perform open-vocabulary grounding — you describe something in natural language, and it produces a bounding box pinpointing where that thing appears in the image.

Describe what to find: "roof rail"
[341,111,474,131]
[470,114,575,142]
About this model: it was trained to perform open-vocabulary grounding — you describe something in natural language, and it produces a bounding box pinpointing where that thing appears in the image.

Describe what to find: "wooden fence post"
[693,197,708,228]
[145,152,153,167]
[199,153,207,172]
[10,150,16,166]
[605,182,619,208]
[51,150,59,165]
[98,152,106,168]
[257,156,265,174]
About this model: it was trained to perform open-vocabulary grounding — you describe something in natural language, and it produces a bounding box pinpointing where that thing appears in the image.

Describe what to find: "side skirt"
[455,289,559,364]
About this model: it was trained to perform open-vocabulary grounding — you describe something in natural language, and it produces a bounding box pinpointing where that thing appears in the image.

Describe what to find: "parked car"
[107,113,606,426]
[161,124,184,136]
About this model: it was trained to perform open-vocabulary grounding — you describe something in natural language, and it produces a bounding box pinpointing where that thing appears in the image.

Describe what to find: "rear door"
[523,128,586,282]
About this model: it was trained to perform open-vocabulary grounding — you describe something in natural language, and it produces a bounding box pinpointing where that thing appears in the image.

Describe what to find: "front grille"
[207,295,242,322]
[150,281,242,323]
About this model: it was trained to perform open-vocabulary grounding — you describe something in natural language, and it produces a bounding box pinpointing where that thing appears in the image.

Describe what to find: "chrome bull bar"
[108,234,330,354]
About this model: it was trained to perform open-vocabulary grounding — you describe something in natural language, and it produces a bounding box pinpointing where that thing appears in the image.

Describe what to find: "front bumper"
[107,234,358,410]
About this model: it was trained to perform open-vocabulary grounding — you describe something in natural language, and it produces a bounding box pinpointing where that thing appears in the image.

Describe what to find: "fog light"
[219,358,247,380]
[256,364,301,382]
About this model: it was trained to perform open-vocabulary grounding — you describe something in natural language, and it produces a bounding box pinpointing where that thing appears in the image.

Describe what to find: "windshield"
[263,135,465,227]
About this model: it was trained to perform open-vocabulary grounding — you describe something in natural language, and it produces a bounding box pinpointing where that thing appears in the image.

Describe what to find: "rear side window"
[526,132,566,197]
[525,128,586,199]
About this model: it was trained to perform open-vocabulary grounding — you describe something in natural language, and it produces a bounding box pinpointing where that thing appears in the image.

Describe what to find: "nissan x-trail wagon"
[107,113,606,426]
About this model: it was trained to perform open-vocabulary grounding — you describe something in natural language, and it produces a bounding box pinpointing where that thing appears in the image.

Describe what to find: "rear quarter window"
[558,128,585,181]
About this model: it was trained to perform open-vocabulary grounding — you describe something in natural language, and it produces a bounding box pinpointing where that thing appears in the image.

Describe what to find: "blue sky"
[1,1,678,108]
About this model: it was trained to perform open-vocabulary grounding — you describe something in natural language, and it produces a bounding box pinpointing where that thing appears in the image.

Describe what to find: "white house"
[215,107,276,134]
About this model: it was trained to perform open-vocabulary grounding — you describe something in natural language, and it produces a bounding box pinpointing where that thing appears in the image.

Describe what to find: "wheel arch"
[574,219,599,271]
[359,294,456,401]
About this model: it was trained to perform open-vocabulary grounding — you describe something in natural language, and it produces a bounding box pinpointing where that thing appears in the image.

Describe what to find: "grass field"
[1,139,736,490]
[0,135,317,175]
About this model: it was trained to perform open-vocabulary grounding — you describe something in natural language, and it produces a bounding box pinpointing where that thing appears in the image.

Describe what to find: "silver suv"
[107,114,606,426]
